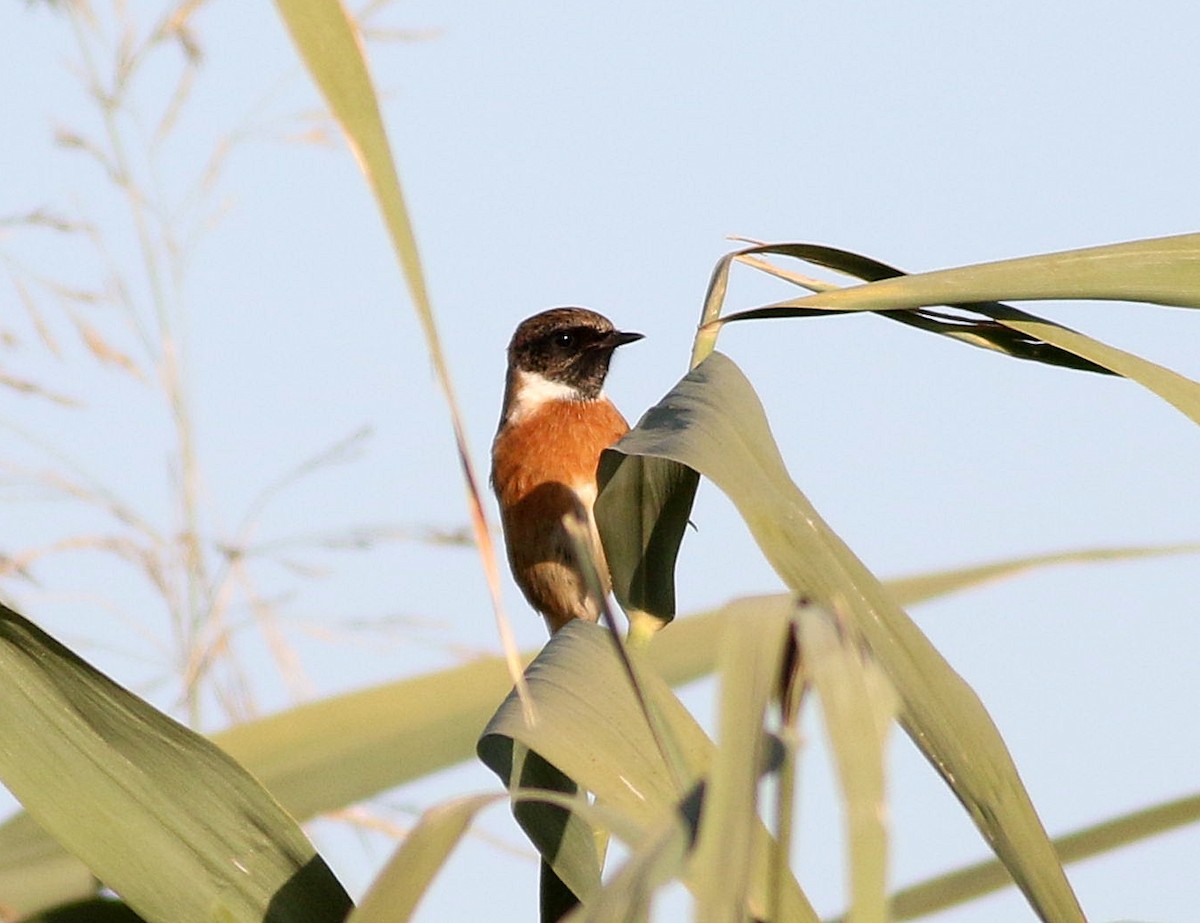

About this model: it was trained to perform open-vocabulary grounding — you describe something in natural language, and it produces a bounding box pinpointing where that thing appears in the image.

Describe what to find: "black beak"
[603,329,645,349]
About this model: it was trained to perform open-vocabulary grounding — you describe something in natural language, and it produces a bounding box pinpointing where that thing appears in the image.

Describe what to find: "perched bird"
[490,307,644,635]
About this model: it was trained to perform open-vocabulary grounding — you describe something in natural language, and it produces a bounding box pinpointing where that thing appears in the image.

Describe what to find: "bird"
[490,307,644,635]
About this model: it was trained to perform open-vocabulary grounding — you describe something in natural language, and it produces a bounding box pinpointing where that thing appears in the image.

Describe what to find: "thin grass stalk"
[770,718,802,923]
[66,5,214,725]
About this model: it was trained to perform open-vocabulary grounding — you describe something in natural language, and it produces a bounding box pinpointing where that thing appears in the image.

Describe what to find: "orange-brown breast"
[491,398,630,632]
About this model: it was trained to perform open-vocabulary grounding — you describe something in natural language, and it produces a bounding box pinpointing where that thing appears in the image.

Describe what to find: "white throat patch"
[507,370,590,424]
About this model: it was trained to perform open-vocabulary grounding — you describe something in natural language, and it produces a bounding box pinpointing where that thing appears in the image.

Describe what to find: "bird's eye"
[553,332,576,349]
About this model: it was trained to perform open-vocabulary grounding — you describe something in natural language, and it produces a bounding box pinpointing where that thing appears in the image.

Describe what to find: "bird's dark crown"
[506,307,642,400]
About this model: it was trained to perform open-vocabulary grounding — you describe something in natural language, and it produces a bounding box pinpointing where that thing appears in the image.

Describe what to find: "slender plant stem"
[771,713,803,923]
[69,5,210,725]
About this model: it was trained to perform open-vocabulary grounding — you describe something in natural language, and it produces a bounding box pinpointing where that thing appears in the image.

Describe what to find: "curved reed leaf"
[744,233,1200,310]
[886,542,1200,607]
[0,605,350,923]
[716,237,1200,425]
[0,652,525,916]
[599,352,1085,923]
[727,244,1114,375]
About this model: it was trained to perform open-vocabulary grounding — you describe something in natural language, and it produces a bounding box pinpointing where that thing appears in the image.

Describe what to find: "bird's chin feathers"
[504,369,591,425]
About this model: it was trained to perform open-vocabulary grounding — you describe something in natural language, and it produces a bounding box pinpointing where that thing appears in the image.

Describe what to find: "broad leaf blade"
[0,605,350,923]
[23,898,145,923]
[214,654,525,820]
[601,353,1085,923]
[0,653,527,917]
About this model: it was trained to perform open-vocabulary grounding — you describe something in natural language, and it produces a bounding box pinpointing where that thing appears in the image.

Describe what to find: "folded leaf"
[595,453,699,632]
[478,618,817,921]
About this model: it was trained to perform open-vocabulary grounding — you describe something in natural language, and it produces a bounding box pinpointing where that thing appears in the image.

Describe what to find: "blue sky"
[2,1,1199,920]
